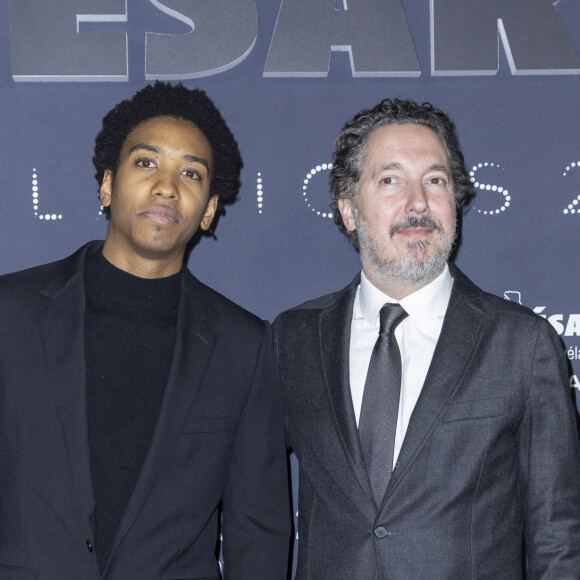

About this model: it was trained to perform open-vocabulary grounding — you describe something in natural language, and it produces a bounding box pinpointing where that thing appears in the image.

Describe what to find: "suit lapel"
[37,244,98,537]
[107,270,218,564]
[320,277,375,507]
[382,267,485,505]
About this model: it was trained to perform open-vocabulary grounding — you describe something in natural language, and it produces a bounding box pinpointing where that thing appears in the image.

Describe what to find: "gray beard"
[355,212,456,286]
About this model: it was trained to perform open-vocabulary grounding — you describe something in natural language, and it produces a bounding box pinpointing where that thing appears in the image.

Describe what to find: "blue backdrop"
[1,0,579,574]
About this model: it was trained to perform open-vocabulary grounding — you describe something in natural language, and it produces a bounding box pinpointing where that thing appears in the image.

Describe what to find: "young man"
[274,99,580,579]
[0,82,290,579]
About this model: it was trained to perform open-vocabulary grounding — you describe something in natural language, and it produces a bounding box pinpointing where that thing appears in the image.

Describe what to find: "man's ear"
[99,170,113,208]
[338,197,357,232]
[200,195,219,231]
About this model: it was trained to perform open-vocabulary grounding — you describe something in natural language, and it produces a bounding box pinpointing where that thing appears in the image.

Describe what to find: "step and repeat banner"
[1,0,579,572]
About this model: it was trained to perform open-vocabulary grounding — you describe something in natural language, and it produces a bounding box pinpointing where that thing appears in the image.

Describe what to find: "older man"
[274,99,580,579]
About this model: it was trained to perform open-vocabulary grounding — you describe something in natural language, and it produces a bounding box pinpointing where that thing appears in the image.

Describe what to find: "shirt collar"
[358,265,453,335]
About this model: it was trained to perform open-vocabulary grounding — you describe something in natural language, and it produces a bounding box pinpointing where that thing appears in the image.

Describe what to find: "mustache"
[389,216,443,238]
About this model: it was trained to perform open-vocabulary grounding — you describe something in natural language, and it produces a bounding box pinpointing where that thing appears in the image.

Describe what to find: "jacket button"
[86,540,94,553]
[374,526,387,538]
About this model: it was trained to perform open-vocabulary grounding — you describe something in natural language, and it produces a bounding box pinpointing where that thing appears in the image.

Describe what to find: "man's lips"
[396,226,434,238]
[139,206,180,225]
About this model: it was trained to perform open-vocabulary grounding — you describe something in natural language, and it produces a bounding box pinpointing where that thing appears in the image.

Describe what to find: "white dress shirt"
[349,266,453,468]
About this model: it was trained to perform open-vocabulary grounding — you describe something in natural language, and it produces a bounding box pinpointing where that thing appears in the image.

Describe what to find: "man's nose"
[404,182,429,214]
[152,171,178,199]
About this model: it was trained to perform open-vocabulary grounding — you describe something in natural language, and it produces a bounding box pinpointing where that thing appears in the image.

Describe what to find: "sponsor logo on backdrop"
[504,291,580,390]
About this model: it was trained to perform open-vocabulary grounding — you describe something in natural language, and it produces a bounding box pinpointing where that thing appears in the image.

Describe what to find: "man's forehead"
[123,115,208,145]
[120,116,212,157]
[367,123,443,148]
[364,124,450,166]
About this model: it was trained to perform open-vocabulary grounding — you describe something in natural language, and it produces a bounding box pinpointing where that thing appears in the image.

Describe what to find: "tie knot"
[379,303,408,335]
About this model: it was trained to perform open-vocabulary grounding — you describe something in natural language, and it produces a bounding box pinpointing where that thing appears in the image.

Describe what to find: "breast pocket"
[442,396,505,423]
[182,416,237,434]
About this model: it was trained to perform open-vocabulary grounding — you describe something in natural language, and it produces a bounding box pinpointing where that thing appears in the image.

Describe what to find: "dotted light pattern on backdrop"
[303,163,334,219]
[32,169,63,221]
[257,173,264,214]
[562,161,580,215]
[469,162,510,215]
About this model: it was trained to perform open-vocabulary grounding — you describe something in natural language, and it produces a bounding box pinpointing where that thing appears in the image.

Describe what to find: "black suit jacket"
[0,242,290,580]
[274,264,580,579]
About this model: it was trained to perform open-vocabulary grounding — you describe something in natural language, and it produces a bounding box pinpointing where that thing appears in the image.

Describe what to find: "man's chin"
[376,254,448,285]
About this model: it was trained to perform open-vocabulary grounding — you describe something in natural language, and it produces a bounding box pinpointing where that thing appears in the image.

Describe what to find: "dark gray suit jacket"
[274,264,580,579]
[0,241,290,580]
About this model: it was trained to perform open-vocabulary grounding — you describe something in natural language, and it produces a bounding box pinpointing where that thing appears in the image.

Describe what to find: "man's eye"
[380,177,394,185]
[430,177,446,185]
[136,158,156,168]
[182,169,200,180]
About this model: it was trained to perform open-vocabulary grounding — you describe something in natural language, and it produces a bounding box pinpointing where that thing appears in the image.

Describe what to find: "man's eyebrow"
[378,162,403,172]
[183,154,210,173]
[371,162,451,178]
[127,143,210,173]
[128,143,159,155]
[370,162,403,178]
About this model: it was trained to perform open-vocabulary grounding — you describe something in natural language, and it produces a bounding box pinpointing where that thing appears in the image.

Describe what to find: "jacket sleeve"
[518,319,580,579]
[221,322,291,579]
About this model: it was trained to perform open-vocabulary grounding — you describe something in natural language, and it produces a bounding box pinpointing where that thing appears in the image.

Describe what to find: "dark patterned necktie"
[359,303,408,506]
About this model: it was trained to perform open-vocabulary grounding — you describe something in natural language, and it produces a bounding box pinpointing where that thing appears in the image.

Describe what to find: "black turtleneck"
[84,250,181,571]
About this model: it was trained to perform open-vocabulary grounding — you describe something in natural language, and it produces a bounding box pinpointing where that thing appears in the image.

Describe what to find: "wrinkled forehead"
[363,123,452,173]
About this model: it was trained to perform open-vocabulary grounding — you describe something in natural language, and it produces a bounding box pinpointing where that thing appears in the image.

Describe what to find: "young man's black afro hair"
[93,81,243,208]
